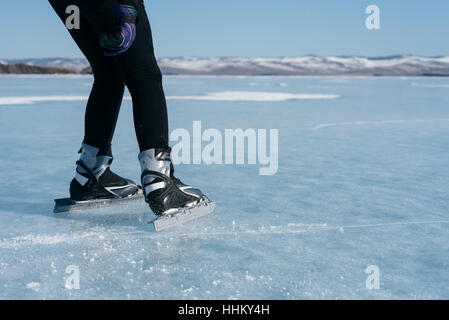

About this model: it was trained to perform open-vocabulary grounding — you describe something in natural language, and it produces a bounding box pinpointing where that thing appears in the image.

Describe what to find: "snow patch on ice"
[411,82,449,88]
[0,91,339,105]
[182,287,194,293]
[167,91,340,102]
[245,272,255,281]
[313,118,449,129]
[0,96,89,105]
[26,282,41,290]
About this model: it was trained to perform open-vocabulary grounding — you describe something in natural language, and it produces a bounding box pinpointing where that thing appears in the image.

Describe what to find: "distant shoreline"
[1,56,449,77]
[1,73,449,78]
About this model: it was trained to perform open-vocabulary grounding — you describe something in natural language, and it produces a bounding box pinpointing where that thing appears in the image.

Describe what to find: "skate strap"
[92,156,112,179]
[75,160,120,198]
[141,170,171,184]
[141,170,171,198]
[76,160,98,185]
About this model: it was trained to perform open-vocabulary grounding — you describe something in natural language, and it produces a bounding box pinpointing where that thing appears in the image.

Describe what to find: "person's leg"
[48,0,138,200]
[110,0,169,151]
[49,0,125,156]
[103,0,208,215]
[54,0,209,213]
[84,65,125,156]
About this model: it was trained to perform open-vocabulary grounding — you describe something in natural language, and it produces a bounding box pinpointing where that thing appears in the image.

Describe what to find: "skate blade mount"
[151,199,216,232]
[53,190,145,213]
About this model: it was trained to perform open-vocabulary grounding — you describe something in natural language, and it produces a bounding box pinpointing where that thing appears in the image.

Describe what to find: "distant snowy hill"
[2,56,449,76]
[158,56,449,76]
[3,58,90,72]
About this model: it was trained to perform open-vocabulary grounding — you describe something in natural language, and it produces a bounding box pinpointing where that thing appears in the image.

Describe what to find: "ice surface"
[0,75,449,299]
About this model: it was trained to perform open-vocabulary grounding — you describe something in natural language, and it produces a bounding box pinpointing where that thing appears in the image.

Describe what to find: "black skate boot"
[70,143,139,201]
[139,147,215,230]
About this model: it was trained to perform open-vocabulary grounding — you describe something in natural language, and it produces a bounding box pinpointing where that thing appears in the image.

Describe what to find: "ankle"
[138,148,172,176]
[78,143,99,170]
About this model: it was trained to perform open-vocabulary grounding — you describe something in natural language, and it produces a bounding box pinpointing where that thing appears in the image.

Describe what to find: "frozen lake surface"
[0,75,448,299]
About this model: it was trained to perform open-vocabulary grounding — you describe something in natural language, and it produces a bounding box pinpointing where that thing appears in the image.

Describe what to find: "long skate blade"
[151,200,215,232]
[53,190,145,213]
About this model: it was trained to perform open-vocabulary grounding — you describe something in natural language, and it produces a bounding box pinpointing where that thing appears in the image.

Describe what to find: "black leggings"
[49,0,169,155]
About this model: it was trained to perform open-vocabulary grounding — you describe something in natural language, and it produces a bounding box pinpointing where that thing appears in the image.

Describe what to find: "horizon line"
[2,54,449,61]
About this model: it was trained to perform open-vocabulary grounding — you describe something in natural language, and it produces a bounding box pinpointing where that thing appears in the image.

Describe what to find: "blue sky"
[1,0,448,59]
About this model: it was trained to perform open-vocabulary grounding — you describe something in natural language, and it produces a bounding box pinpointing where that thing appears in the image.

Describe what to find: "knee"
[125,65,163,87]
[121,53,163,82]
[92,66,124,88]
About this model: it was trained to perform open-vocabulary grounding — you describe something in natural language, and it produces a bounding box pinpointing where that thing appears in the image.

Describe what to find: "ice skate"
[54,143,141,213]
[139,147,215,231]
